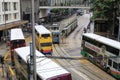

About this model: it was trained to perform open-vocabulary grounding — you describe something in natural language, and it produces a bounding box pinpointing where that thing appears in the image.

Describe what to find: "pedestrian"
[1,36,5,42]
[87,28,90,33]
[84,28,87,33]
[3,37,6,42]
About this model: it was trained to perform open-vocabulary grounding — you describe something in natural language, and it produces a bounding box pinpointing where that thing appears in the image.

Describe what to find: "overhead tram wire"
[35,55,120,72]
[36,55,120,60]
[34,55,120,72]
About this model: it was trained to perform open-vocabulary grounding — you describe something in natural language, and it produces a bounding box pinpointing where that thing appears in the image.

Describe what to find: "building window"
[5,14,8,21]
[3,14,9,21]
[8,14,11,20]
[8,2,11,11]
[2,2,8,11]
[0,15,1,23]
[14,13,17,19]
[13,2,17,10]
[0,3,1,12]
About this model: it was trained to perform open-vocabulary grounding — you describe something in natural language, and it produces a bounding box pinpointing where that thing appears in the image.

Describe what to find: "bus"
[81,33,120,79]
[50,23,60,44]
[10,28,26,65]
[14,46,72,80]
[35,25,53,55]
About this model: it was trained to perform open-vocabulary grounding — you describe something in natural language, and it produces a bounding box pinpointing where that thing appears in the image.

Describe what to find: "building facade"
[21,0,39,22]
[0,0,20,25]
[93,1,120,41]
[0,0,28,41]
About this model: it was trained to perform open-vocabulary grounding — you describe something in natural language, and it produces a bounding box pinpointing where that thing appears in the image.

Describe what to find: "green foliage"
[50,8,69,14]
[90,0,119,20]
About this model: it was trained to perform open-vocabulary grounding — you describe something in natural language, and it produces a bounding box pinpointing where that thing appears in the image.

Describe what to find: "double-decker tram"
[35,25,53,55]
[14,46,72,80]
[62,19,77,37]
[81,33,120,79]
[10,28,26,65]
[50,23,60,44]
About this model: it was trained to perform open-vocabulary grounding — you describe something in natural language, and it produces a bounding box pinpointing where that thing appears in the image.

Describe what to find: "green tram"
[81,33,120,79]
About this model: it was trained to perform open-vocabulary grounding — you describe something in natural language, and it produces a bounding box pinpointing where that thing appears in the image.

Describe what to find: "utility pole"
[28,42,34,80]
[31,0,36,80]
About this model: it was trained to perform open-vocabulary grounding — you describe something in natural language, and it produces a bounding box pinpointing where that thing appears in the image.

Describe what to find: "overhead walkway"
[39,0,90,18]
[39,0,90,9]
[39,6,90,9]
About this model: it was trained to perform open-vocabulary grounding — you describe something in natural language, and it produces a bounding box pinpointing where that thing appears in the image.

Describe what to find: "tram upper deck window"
[53,27,59,30]
[52,23,59,30]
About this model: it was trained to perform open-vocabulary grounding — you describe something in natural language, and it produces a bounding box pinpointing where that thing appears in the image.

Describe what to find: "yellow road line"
[9,66,15,76]
[79,59,90,64]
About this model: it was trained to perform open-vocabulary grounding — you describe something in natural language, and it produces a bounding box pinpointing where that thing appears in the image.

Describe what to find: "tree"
[90,0,120,38]
[90,0,119,20]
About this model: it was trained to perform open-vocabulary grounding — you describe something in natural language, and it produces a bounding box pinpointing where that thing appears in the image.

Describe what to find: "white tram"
[14,46,72,80]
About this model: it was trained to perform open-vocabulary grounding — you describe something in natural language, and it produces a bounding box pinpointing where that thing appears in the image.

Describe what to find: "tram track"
[52,15,114,80]
[53,44,106,80]
[66,22,113,80]
[53,44,84,80]
[72,24,84,39]
[71,16,115,80]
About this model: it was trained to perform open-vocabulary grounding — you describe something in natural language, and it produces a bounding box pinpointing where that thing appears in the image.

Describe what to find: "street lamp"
[117,17,120,41]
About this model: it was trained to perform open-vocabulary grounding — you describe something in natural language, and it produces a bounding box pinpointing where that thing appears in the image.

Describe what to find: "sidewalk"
[0,41,9,56]
[0,65,7,80]
[0,41,8,80]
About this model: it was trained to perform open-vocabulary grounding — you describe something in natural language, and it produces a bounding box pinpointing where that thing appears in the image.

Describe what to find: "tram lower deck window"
[113,62,118,69]
[108,59,112,66]
[41,43,52,47]
[118,64,120,71]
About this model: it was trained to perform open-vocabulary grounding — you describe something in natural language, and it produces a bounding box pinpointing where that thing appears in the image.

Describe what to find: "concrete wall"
[21,0,48,22]
[39,9,48,18]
